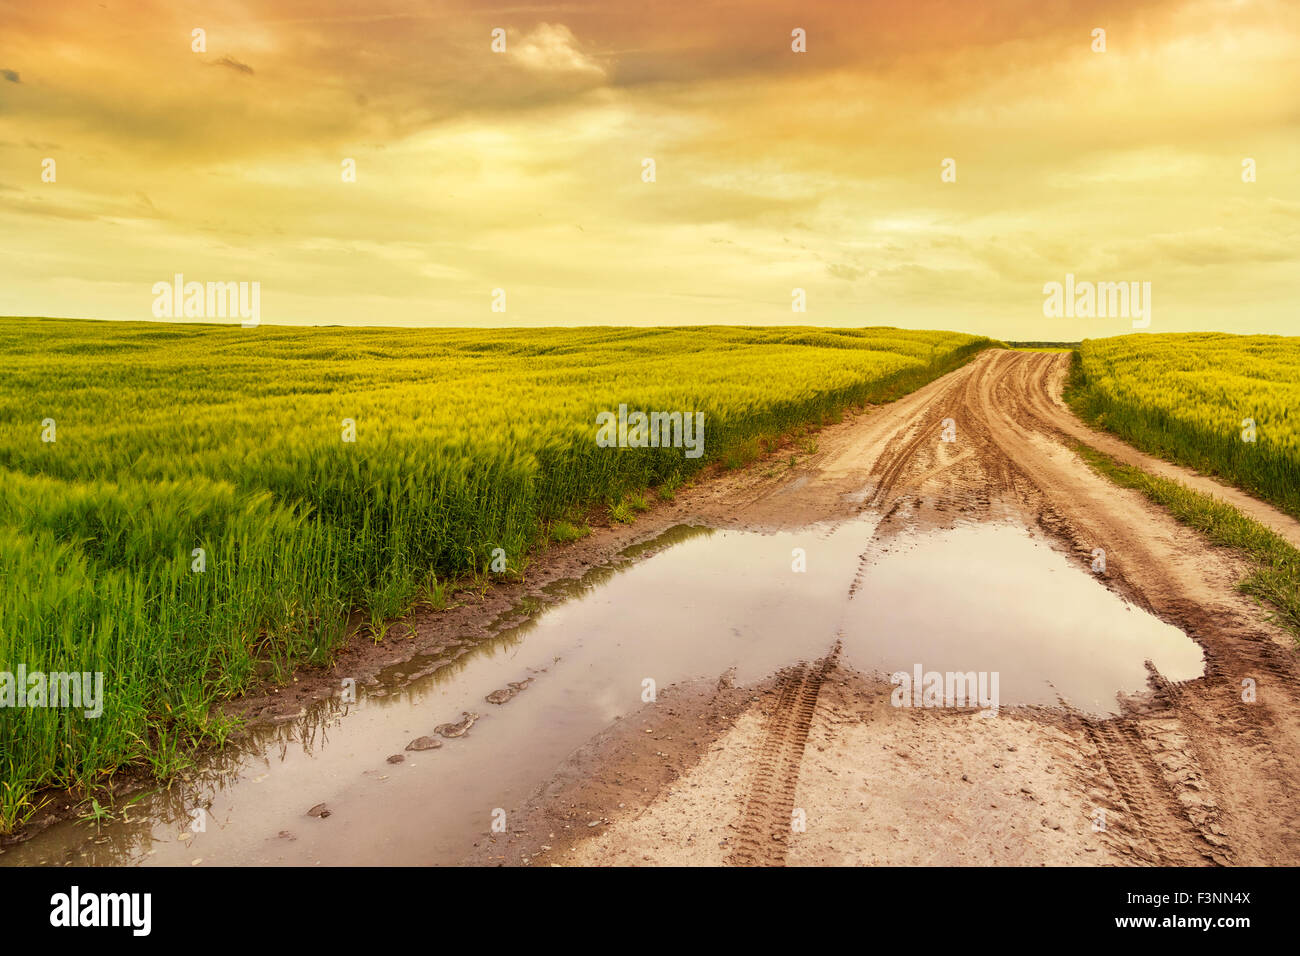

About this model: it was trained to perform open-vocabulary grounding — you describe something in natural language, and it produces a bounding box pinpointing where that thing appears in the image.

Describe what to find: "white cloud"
[508,23,605,77]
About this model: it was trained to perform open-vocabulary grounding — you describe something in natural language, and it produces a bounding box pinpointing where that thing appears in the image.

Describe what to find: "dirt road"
[478,349,1300,867]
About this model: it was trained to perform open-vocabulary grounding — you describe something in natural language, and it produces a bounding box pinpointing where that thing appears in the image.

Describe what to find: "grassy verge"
[1072,439,1300,642]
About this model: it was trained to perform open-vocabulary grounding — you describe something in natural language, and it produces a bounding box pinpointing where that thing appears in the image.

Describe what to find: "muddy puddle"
[2,515,1203,867]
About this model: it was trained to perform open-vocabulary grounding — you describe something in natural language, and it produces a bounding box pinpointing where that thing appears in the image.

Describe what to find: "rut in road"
[1081,718,1229,866]
[728,643,841,867]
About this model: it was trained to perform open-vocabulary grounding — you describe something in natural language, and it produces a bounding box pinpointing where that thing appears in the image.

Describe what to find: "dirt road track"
[490,349,1300,867]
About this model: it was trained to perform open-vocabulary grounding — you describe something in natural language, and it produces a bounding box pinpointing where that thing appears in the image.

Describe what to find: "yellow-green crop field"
[1071,333,1300,518]
[0,318,993,831]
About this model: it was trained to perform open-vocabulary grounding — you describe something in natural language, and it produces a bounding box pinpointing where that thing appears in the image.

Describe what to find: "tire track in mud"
[728,644,840,867]
[1161,624,1300,864]
[1082,718,1228,866]
[866,353,1021,524]
[865,375,964,510]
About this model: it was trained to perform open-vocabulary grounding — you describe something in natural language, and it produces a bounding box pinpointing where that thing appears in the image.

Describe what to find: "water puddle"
[2,516,1203,867]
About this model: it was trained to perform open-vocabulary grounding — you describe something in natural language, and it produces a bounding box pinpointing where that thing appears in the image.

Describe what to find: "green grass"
[655,473,684,501]
[415,569,453,611]
[547,520,591,544]
[722,437,761,470]
[1072,441,1300,641]
[0,318,998,832]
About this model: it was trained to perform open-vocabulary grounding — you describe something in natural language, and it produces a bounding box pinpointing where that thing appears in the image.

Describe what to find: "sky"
[1,0,1297,339]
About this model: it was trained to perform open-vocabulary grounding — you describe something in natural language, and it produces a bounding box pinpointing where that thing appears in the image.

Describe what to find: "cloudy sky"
[1,0,1297,338]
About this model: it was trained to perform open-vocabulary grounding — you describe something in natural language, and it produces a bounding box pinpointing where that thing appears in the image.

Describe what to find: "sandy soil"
[467,350,1300,867]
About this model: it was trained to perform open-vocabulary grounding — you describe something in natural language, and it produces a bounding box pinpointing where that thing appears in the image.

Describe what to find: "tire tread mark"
[728,645,840,866]
[1084,718,1228,866]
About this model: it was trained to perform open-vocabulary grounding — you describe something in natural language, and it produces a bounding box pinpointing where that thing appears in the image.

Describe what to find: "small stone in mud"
[406,736,442,751]
[434,711,479,738]
[307,803,331,818]
[486,678,534,705]
[278,830,296,841]
[387,754,405,763]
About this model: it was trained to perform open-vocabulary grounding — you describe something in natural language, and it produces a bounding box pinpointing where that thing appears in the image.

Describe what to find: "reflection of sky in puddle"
[843,522,1203,713]
[4,516,1202,868]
